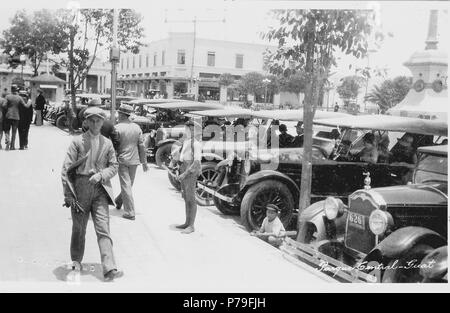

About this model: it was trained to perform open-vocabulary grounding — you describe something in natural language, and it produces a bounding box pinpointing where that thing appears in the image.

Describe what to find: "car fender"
[298,201,328,242]
[240,170,300,201]
[156,138,178,148]
[299,200,348,242]
[364,226,447,262]
[420,246,447,281]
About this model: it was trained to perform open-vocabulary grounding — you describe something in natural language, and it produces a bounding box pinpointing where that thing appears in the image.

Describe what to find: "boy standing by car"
[175,120,202,234]
[251,204,286,247]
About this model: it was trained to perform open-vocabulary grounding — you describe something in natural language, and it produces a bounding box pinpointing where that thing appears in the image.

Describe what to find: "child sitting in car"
[251,204,286,247]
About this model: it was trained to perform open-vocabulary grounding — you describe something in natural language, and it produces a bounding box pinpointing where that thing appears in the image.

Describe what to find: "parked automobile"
[198,114,447,231]
[285,144,448,283]
[141,101,225,167]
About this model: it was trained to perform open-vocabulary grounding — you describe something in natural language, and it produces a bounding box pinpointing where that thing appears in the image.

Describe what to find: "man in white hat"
[61,106,123,282]
[114,103,148,220]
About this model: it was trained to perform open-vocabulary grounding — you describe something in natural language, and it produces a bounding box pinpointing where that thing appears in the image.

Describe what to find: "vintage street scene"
[0,0,448,293]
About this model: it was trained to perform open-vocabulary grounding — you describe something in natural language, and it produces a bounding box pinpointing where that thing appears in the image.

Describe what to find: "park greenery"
[365,76,412,113]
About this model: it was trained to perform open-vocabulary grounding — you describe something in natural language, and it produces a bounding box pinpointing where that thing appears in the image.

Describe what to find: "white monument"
[388,10,448,121]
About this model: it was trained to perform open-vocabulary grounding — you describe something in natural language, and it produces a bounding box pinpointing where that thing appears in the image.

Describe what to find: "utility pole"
[164,9,225,99]
[110,9,120,124]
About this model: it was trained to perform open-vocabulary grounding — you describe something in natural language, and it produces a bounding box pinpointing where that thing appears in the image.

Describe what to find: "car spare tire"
[240,179,294,231]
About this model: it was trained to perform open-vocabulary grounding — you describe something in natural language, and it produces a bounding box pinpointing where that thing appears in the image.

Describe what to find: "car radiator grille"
[345,197,377,255]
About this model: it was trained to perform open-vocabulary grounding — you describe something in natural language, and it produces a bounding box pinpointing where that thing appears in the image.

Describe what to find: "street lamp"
[262,78,271,105]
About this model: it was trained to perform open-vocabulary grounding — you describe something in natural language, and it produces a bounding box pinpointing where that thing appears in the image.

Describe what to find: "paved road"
[0,123,331,291]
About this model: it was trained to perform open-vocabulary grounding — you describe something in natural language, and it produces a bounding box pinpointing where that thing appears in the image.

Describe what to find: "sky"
[0,0,448,79]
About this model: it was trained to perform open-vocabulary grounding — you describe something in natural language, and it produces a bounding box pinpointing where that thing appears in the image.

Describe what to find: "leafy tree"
[236,71,265,96]
[365,76,412,113]
[263,9,382,241]
[336,75,365,105]
[57,8,145,131]
[0,9,69,76]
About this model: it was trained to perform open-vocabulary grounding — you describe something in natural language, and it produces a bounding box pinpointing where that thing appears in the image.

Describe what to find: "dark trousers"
[71,176,117,275]
[18,122,31,148]
[180,171,199,227]
[3,119,19,149]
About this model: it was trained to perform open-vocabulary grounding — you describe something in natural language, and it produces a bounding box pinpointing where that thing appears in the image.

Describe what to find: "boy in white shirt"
[251,204,286,247]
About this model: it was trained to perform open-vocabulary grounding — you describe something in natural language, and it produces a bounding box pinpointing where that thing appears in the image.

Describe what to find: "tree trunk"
[67,25,76,134]
[297,19,317,243]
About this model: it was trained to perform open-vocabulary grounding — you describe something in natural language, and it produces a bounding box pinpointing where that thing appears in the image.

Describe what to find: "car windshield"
[414,153,448,184]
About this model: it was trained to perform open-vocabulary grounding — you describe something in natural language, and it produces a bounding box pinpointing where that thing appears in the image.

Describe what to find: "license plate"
[348,212,365,229]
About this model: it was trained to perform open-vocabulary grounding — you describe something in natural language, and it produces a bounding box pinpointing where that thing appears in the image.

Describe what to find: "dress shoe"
[122,214,135,220]
[104,269,124,282]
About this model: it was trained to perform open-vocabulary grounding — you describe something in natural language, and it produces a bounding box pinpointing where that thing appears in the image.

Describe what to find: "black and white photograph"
[0,0,448,297]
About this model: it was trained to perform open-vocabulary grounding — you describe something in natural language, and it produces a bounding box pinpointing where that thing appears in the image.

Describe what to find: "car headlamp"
[149,129,157,138]
[369,209,389,236]
[324,197,344,220]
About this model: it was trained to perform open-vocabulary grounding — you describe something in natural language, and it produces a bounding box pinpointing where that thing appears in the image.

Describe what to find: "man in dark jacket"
[34,88,46,126]
[4,86,26,150]
[18,91,33,150]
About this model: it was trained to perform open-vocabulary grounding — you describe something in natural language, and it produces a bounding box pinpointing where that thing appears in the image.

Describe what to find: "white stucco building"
[118,32,275,100]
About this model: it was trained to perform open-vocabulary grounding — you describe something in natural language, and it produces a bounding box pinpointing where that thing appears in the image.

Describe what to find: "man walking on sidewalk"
[61,107,123,282]
[114,104,148,220]
[4,86,26,150]
[175,120,202,234]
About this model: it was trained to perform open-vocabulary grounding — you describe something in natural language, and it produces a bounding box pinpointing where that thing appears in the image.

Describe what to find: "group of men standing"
[0,86,46,150]
[61,102,202,282]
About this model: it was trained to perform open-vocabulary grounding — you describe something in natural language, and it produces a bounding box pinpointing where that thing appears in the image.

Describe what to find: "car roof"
[76,93,110,99]
[126,98,185,105]
[418,145,448,156]
[189,109,351,121]
[147,101,225,111]
[190,108,255,118]
[313,114,448,136]
[251,109,351,121]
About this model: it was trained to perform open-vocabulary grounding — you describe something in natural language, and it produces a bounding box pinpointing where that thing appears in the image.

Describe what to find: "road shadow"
[53,262,104,282]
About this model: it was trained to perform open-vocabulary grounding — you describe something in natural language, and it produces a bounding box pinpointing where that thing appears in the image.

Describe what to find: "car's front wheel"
[213,183,241,215]
[240,180,294,231]
[56,115,78,130]
[195,162,219,206]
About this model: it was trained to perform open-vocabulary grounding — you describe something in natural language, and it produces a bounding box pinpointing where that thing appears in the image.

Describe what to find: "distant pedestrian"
[4,86,26,150]
[61,106,123,282]
[34,88,46,126]
[175,120,202,234]
[18,91,33,150]
[334,102,339,112]
[0,95,6,149]
[114,104,148,220]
